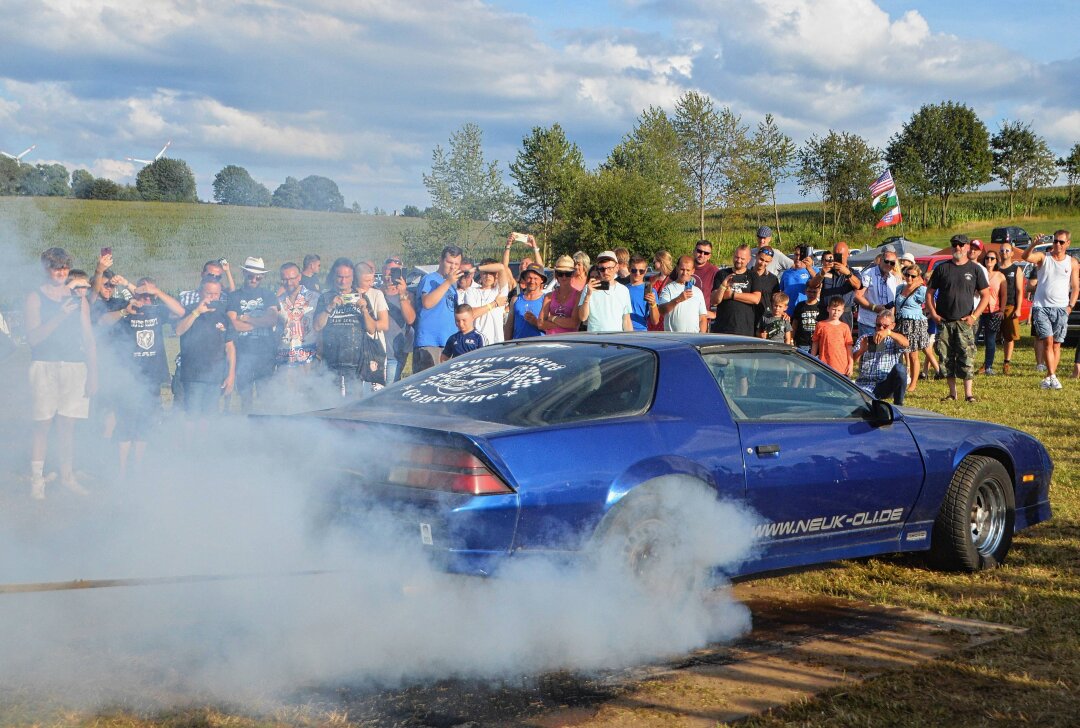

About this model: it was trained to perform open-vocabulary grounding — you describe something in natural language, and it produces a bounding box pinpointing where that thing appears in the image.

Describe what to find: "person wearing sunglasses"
[893,264,934,392]
[227,256,279,412]
[1023,230,1078,390]
[855,245,903,340]
[926,234,991,402]
[538,255,581,335]
[996,244,1025,375]
[977,252,1008,376]
[852,308,909,405]
[624,254,652,331]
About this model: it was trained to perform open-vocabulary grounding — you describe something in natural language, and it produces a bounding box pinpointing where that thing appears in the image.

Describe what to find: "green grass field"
[0,197,423,303]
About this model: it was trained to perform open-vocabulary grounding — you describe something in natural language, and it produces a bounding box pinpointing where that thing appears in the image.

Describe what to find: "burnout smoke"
[0,407,761,710]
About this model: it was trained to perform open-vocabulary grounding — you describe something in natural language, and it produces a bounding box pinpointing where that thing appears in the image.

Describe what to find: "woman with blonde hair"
[570,251,591,292]
[540,255,582,334]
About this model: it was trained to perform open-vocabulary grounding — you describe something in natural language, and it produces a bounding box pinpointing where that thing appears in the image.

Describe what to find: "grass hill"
[0,197,424,296]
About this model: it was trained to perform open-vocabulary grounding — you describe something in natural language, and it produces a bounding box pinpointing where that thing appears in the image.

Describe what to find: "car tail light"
[387,444,513,496]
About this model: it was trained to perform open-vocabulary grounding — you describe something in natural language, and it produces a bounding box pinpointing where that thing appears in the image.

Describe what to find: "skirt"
[897,317,929,354]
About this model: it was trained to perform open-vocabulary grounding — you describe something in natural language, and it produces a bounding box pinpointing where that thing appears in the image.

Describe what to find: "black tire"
[592,487,705,602]
[930,455,1015,572]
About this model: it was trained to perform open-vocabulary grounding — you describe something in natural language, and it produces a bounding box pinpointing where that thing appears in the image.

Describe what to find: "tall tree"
[991,121,1040,217]
[1021,136,1057,216]
[559,167,677,257]
[213,165,272,207]
[509,123,584,250]
[298,175,345,212]
[1057,143,1080,207]
[885,101,991,226]
[751,114,796,243]
[136,158,197,203]
[420,122,513,255]
[797,131,880,237]
[607,105,687,213]
[272,176,304,209]
[714,107,759,237]
[71,169,95,199]
[18,163,70,196]
[673,91,724,239]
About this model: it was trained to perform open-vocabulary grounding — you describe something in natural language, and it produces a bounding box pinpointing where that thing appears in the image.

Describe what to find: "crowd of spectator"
[10,225,1078,499]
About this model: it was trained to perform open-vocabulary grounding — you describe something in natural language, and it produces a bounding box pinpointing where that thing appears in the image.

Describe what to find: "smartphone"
[390,267,403,284]
[685,281,694,291]
[512,232,530,244]
[101,247,112,257]
[219,258,228,266]
[598,281,610,291]
[340,293,359,305]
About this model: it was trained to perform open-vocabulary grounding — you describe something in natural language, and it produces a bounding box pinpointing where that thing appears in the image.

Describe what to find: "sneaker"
[62,477,90,496]
[1040,376,1053,389]
[31,476,45,500]
[1037,363,1047,373]
[984,367,995,376]
[1050,375,1063,390]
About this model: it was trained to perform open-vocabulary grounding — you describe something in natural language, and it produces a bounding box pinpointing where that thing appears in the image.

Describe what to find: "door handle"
[755,444,781,457]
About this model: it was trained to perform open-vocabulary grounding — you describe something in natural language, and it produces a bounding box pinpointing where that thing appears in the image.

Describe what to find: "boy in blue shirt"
[441,304,486,361]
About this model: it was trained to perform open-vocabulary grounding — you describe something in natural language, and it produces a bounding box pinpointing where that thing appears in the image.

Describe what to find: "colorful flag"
[875,206,902,229]
[869,169,895,198]
[872,190,899,216]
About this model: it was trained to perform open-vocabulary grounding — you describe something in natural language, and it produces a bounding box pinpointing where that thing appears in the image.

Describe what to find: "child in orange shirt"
[811,296,853,377]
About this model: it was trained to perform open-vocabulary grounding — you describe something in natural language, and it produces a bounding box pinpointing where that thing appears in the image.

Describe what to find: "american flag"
[869,170,895,198]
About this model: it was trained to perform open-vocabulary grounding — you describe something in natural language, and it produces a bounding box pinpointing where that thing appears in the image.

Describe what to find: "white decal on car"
[754,507,904,538]
[400,355,565,404]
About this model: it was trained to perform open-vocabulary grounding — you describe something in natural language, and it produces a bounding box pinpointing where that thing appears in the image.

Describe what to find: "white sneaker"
[62,477,89,496]
[1050,375,1063,390]
[31,476,45,500]
[1040,376,1053,389]
[1036,363,1047,373]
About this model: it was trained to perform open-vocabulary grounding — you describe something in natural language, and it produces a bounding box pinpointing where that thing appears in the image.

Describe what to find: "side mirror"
[868,399,894,427]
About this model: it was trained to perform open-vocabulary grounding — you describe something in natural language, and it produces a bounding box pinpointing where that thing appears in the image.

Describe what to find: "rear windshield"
[358,341,657,427]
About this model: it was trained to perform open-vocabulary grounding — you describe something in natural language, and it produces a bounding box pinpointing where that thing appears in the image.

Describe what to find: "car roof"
[486,331,789,352]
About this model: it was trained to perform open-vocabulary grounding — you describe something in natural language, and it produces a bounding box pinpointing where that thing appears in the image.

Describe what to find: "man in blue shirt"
[414,245,463,372]
[779,245,815,316]
[625,254,651,331]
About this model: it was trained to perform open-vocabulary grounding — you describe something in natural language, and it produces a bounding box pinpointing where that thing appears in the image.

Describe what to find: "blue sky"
[1,0,1077,209]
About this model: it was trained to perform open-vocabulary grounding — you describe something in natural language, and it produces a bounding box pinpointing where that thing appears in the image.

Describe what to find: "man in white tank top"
[1023,230,1078,389]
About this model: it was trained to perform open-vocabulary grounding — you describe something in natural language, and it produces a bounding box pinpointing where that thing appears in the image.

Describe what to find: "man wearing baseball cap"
[577,250,632,332]
[751,226,794,277]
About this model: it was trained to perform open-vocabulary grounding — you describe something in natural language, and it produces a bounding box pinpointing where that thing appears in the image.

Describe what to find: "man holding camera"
[379,256,416,384]
[855,245,903,340]
[810,243,862,331]
[175,278,235,422]
[577,250,632,332]
[314,258,378,399]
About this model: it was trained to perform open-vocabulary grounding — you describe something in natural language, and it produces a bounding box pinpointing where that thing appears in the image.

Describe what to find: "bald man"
[810,242,862,331]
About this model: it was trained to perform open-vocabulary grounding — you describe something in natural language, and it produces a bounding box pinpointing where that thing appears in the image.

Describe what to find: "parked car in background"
[991,226,1032,249]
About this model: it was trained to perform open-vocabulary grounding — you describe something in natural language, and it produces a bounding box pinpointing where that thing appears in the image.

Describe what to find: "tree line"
[406,96,1080,263]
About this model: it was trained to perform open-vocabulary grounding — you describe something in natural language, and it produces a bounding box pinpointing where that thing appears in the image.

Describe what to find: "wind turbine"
[125,140,171,165]
[0,144,36,162]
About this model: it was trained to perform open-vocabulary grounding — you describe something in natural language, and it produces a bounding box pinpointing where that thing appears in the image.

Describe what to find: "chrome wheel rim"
[970,477,1008,555]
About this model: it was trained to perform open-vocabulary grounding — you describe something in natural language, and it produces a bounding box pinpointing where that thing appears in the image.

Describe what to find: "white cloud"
[193,99,345,159]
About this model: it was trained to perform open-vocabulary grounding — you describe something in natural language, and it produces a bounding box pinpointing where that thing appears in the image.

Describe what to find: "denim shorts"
[1031,306,1068,343]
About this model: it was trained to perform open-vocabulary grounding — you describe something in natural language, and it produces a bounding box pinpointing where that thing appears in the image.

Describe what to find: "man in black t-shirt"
[99,279,185,476]
[300,254,322,293]
[227,257,279,412]
[711,245,765,336]
[750,247,781,333]
[175,279,236,421]
[926,235,990,401]
[314,259,377,400]
[810,246,861,331]
[997,244,1025,374]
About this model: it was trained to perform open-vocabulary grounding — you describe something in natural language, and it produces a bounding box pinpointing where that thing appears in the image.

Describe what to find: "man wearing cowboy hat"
[226,256,279,412]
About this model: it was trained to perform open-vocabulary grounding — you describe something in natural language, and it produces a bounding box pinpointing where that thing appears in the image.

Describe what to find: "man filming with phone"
[657,255,708,332]
[577,250,632,332]
[174,277,235,424]
[379,256,416,384]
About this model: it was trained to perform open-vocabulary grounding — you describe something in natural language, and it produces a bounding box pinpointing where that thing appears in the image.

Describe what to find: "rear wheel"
[930,455,1015,571]
[593,486,706,602]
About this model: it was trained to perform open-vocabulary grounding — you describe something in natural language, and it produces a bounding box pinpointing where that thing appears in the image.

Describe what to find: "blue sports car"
[320,334,1052,582]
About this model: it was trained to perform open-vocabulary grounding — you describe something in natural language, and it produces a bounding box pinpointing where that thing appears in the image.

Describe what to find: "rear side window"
[358,342,657,426]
